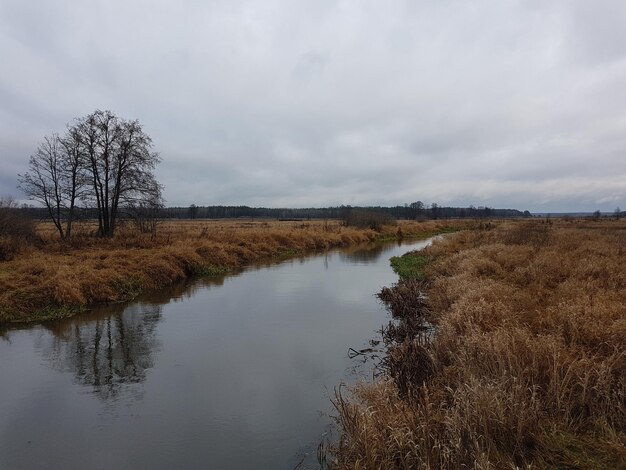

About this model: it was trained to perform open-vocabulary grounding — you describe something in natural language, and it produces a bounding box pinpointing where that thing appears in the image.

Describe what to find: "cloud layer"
[2,0,626,211]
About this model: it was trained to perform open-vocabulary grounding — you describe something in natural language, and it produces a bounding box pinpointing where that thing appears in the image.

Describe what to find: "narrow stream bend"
[0,237,434,470]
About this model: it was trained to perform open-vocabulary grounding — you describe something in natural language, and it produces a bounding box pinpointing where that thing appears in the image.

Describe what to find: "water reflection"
[338,241,398,263]
[42,303,162,399]
[32,274,234,401]
[135,274,229,304]
[0,237,436,470]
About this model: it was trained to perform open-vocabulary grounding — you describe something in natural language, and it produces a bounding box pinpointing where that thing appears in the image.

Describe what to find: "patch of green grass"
[2,304,86,325]
[195,264,230,277]
[113,277,143,300]
[540,430,626,469]
[390,253,429,280]
[388,227,459,279]
[277,248,301,258]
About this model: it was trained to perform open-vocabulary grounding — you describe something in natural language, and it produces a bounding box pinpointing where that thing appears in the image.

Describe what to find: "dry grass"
[0,218,469,324]
[332,219,626,469]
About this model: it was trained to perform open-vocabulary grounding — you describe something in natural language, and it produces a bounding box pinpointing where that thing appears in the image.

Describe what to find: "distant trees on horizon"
[158,203,529,221]
[14,201,531,222]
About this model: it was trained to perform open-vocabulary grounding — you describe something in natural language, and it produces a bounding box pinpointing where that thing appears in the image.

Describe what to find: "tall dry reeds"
[332,219,626,469]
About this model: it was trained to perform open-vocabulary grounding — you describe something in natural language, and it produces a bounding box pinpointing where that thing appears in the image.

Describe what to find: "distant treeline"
[17,203,529,221]
[162,204,528,220]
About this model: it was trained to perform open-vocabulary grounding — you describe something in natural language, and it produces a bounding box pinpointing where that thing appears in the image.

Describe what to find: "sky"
[1,0,626,212]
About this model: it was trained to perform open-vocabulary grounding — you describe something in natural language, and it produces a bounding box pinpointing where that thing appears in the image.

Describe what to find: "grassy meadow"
[332,219,626,469]
[0,218,467,324]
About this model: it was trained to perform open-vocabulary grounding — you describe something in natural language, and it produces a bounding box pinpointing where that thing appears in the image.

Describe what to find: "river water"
[0,237,433,470]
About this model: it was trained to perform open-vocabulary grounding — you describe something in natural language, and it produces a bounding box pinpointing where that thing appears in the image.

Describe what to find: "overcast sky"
[1,0,626,212]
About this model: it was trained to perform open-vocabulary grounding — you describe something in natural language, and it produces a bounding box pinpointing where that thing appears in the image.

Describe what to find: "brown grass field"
[0,218,466,324]
[332,219,626,469]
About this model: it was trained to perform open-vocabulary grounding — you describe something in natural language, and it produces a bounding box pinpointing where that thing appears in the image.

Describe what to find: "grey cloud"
[1,0,625,212]
[293,51,329,81]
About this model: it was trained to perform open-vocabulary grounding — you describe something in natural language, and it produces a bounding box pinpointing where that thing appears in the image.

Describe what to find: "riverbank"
[332,219,626,468]
[0,219,469,325]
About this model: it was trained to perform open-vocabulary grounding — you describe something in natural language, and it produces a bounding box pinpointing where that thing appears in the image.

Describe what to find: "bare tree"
[75,110,121,237]
[59,126,89,238]
[19,110,163,239]
[409,201,424,219]
[430,202,439,219]
[18,134,81,239]
[73,110,162,237]
[111,118,162,234]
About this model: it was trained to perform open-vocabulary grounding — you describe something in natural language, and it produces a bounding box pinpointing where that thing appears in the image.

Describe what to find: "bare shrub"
[127,201,163,236]
[0,198,38,261]
[386,338,435,396]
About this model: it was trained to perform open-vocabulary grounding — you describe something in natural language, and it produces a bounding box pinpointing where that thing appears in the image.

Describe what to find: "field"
[0,218,467,324]
[332,219,626,469]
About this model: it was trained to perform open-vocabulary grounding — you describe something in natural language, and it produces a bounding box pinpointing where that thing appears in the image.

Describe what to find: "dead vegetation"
[0,218,468,324]
[332,219,626,469]
[0,198,39,261]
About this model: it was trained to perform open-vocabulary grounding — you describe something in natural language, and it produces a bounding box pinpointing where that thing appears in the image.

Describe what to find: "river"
[0,237,433,470]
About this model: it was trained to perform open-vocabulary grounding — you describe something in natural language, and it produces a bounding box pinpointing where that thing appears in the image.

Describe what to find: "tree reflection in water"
[29,240,407,401]
[339,242,390,263]
[43,303,162,400]
[38,275,231,400]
